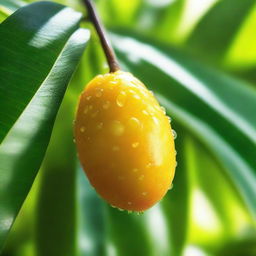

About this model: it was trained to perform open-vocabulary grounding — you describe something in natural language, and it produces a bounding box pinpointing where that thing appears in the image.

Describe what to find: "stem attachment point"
[83,0,120,73]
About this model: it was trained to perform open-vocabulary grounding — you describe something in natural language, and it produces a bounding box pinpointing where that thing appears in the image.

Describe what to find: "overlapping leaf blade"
[76,166,107,256]
[0,0,24,13]
[186,0,256,62]
[0,1,90,250]
[112,32,256,217]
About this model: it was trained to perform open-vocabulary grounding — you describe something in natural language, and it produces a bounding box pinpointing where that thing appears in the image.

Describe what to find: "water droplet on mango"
[132,142,139,148]
[128,117,141,129]
[95,88,103,98]
[172,129,177,139]
[116,91,126,107]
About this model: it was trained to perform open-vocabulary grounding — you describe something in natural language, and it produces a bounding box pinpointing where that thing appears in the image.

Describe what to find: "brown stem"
[83,0,120,73]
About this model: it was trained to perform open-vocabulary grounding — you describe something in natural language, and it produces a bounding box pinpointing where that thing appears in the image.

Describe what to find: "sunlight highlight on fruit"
[74,71,176,211]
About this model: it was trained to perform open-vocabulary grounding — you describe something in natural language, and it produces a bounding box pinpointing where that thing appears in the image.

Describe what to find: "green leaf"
[223,3,256,69]
[105,208,153,256]
[0,0,25,15]
[76,165,107,256]
[99,0,186,44]
[0,1,90,250]
[111,32,256,218]
[216,232,256,256]
[34,99,78,256]
[184,135,253,250]
[186,0,256,63]
[161,127,189,256]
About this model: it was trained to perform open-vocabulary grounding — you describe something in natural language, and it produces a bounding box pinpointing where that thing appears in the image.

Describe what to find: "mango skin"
[74,71,176,211]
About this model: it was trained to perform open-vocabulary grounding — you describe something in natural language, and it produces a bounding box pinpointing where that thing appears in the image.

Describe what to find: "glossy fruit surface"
[74,71,176,211]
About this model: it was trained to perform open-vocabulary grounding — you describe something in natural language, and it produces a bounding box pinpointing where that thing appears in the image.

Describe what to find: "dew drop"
[116,91,126,107]
[168,183,174,190]
[167,116,172,123]
[86,95,92,101]
[153,116,159,125]
[139,175,144,181]
[172,129,177,139]
[133,94,140,100]
[110,80,118,85]
[128,202,132,205]
[160,106,166,114]
[142,192,147,196]
[132,142,139,148]
[129,89,136,94]
[73,138,76,143]
[103,101,111,109]
[111,205,117,209]
[129,117,141,129]
[110,120,125,136]
[149,90,154,96]
[127,210,132,214]
[118,208,124,211]
[80,126,85,133]
[95,88,103,98]
[142,110,149,116]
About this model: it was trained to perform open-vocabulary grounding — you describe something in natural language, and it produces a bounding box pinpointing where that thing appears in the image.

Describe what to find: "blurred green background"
[0,0,256,255]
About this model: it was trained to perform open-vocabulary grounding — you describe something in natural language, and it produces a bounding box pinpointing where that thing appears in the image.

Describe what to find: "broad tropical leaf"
[0,1,90,250]
[0,0,24,12]
[186,0,256,63]
[112,32,256,217]
[77,165,107,256]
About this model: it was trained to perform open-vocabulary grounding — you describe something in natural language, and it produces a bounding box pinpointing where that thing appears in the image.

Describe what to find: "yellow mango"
[74,71,176,212]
